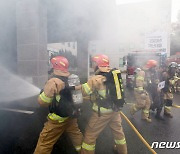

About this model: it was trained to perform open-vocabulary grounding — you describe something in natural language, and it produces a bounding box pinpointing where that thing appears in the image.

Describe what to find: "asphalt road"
[0,91,179,154]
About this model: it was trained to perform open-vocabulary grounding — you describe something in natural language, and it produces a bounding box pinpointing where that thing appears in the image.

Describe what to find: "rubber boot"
[164,106,173,118]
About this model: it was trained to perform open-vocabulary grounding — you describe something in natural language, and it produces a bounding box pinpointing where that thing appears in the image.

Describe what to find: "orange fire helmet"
[50,56,69,72]
[92,54,109,67]
[145,60,158,69]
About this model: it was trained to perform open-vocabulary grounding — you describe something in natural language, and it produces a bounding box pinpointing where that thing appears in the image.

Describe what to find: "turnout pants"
[81,111,127,154]
[34,118,83,154]
[164,92,173,114]
[131,90,151,119]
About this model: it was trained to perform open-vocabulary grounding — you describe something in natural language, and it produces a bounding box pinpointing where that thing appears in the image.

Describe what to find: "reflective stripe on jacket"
[39,92,53,103]
[48,113,69,122]
[82,142,95,151]
[82,80,113,113]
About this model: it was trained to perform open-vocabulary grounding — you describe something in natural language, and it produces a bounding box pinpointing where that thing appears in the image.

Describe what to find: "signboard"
[145,32,167,53]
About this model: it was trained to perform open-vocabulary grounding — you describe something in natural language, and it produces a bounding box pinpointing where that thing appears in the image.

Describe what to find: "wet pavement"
[0,91,179,154]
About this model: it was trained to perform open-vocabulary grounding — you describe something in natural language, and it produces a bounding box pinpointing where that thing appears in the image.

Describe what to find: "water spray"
[0,107,34,114]
[0,65,40,103]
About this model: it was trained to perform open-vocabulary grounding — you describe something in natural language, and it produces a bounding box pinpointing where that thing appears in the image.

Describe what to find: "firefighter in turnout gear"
[175,64,180,92]
[34,56,83,154]
[130,60,152,122]
[80,54,127,154]
[145,60,164,120]
[162,62,178,118]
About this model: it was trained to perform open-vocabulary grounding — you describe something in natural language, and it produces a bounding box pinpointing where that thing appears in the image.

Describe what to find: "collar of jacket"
[95,67,111,75]
[53,69,70,77]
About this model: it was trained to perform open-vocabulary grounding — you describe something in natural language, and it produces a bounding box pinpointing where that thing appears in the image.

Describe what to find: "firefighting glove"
[44,78,65,98]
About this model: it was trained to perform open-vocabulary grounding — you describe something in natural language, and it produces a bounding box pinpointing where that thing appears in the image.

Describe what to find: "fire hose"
[119,111,157,154]
[173,104,180,108]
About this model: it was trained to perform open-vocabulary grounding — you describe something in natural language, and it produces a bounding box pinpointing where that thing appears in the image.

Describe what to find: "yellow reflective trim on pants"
[165,106,171,109]
[82,83,92,95]
[92,103,113,113]
[82,142,95,151]
[75,145,81,151]
[48,113,69,122]
[165,106,171,110]
[39,92,53,103]
[143,109,149,114]
[115,138,126,145]
[136,76,144,81]
[164,106,171,113]
[112,70,122,99]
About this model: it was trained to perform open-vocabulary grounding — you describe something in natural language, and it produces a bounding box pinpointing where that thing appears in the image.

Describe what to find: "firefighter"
[162,62,178,118]
[177,64,180,77]
[158,64,168,81]
[174,64,180,93]
[145,60,164,120]
[178,64,180,92]
[80,54,127,154]
[130,61,152,123]
[34,56,83,154]
[133,68,141,87]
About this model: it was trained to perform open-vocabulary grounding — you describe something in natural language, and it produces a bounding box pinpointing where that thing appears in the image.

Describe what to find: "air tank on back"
[68,74,83,105]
